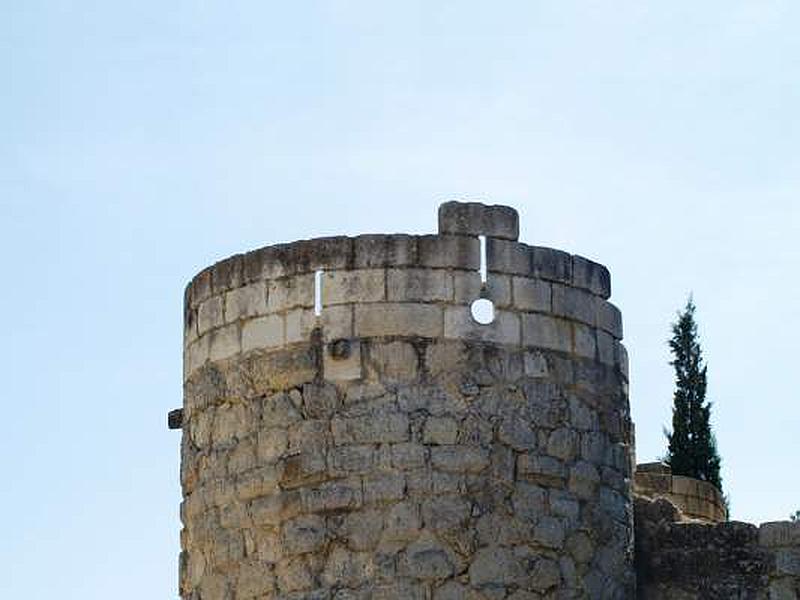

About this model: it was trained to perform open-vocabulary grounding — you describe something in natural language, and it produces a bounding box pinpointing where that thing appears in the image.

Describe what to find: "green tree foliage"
[665,298,723,493]
[791,510,800,522]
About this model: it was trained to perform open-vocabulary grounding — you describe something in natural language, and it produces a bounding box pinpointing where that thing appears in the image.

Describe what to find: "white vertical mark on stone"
[314,269,323,316]
[479,235,488,284]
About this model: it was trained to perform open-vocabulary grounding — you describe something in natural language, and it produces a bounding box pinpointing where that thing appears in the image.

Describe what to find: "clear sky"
[2,2,798,598]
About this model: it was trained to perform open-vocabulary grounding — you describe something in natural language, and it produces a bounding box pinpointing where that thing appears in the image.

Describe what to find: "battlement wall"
[183,205,624,383]
[634,464,727,523]
[635,496,800,599]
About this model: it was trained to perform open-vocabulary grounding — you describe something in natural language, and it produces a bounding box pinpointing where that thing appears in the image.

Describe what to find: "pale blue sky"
[2,2,799,598]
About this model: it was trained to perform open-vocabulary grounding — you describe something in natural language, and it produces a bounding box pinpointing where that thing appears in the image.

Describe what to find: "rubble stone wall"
[635,496,800,599]
[178,202,633,599]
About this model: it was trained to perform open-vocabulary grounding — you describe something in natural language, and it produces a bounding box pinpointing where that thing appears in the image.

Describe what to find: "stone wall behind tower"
[178,202,634,599]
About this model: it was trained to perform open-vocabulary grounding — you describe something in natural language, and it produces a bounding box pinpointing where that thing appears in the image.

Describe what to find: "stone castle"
[172,202,800,599]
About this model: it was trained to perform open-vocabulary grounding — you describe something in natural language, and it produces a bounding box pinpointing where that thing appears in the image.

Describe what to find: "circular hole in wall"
[470,298,495,325]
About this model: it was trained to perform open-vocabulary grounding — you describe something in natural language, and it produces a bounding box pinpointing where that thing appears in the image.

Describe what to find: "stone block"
[469,546,523,587]
[302,479,363,513]
[438,201,519,240]
[487,238,531,276]
[184,336,210,379]
[617,343,629,380]
[400,533,457,580]
[224,282,267,323]
[189,267,213,308]
[282,514,327,555]
[421,495,470,530]
[211,254,244,295]
[257,428,289,463]
[431,445,489,473]
[759,521,800,547]
[209,323,241,362]
[511,482,547,521]
[387,268,452,302]
[548,428,578,461]
[417,234,480,270]
[453,270,511,307]
[365,340,418,382]
[324,339,362,381]
[267,274,315,312]
[321,545,374,588]
[572,255,611,299]
[197,295,224,335]
[363,473,406,504]
[531,247,572,284]
[331,413,410,445]
[597,331,615,366]
[597,300,623,339]
[259,237,353,280]
[512,276,551,312]
[444,306,521,345]
[391,443,427,470]
[330,445,375,476]
[323,269,385,305]
[242,315,283,352]
[573,323,597,360]
[569,461,600,499]
[534,516,566,549]
[339,508,384,551]
[497,416,537,450]
[517,453,567,487]
[552,284,597,326]
[423,416,460,445]
[523,350,549,377]
[521,313,572,353]
[355,303,443,338]
[353,234,417,268]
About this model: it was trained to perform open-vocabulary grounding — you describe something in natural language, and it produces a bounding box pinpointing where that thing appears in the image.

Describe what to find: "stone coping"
[634,468,727,523]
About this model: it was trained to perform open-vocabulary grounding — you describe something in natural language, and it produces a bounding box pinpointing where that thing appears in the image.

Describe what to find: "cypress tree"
[665,297,723,492]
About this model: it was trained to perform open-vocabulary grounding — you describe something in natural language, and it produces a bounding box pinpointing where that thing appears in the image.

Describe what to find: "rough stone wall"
[178,202,633,599]
[634,496,800,599]
[634,463,727,523]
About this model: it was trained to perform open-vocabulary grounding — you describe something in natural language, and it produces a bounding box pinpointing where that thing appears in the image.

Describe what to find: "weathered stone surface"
[521,313,572,353]
[633,495,786,600]
[572,254,611,299]
[387,268,452,302]
[179,202,636,600]
[531,246,572,284]
[355,303,443,338]
[487,238,531,275]
[224,282,267,322]
[512,276,551,312]
[444,306,521,345]
[323,269,385,305]
[417,234,480,270]
[242,314,282,352]
[438,201,519,240]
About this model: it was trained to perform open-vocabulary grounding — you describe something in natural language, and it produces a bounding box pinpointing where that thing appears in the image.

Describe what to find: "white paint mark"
[314,269,323,316]
[471,298,495,325]
[479,235,487,284]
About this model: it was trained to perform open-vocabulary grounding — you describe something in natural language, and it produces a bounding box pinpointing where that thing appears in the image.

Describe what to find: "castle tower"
[177,202,634,598]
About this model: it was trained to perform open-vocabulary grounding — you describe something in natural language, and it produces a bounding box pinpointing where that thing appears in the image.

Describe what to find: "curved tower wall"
[179,202,634,599]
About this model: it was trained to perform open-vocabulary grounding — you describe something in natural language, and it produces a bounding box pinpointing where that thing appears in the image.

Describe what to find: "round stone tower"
[177,202,634,599]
